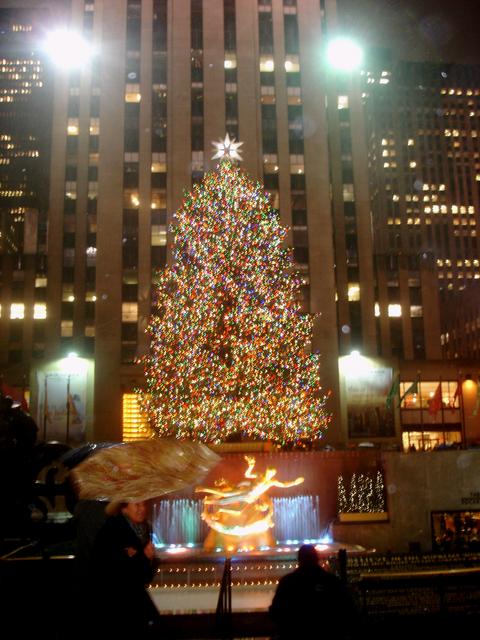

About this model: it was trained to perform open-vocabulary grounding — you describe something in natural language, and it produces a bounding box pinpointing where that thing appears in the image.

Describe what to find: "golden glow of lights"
[196,456,303,550]
[122,393,153,441]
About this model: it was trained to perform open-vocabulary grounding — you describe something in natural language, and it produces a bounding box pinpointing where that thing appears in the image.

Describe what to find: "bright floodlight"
[326,37,363,71]
[43,29,94,70]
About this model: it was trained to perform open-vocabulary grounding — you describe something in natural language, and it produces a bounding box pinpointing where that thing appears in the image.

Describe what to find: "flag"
[399,377,419,405]
[428,383,442,417]
[386,374,400,409]
[67,393,82,425]
[451,380,462,408]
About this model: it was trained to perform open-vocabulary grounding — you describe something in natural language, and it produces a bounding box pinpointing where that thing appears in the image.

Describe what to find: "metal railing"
[215,557,232,639]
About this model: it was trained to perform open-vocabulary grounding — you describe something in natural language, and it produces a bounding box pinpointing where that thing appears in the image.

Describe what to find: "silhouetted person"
[88,500,160,638]
[269,544,357,639]
[0,394,39,538]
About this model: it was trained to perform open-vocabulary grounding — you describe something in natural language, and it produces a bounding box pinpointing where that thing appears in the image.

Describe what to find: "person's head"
[298,544,319,569]
[0,395,13,412]
[121,500,148,524]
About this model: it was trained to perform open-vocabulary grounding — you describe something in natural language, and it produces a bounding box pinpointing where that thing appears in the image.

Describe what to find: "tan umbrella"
[70,438,220,503]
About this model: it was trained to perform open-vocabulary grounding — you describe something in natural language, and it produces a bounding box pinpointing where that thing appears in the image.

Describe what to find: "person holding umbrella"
[69,438,220,638]
[89,499,159,637]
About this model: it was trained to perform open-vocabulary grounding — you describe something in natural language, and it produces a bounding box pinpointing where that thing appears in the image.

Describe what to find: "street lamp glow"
[43,29,95,70]
[326,37,363,71]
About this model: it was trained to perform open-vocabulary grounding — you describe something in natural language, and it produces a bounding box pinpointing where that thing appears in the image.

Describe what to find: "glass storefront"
[432,510,480,552]
[400,380,463,451]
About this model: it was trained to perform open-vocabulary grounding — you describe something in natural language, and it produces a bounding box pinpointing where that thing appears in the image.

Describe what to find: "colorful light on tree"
[140,149,331,444]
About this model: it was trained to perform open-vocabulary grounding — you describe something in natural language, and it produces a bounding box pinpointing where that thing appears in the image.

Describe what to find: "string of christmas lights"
[139,158,331,445]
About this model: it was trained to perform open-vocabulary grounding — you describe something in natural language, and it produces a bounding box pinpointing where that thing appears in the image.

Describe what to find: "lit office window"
[259,56,274,72]
[67,118,79,135]
[33,303,47,319]
[151,225,167,246]
[347,283,360,302]
[224,53,237,69]
[151,152,166,172]
[151,189,166,209]
[388,304,402,317]
[284,55,299,72]
[89,118,100,135]
[125,83,141,102]
[61,320,73,337]
[122,302,138,322]
[10,303,24,319]
[342,184,355,202]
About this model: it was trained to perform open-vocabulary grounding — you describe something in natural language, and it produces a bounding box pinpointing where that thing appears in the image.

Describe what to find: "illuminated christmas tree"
[140,136,331,445]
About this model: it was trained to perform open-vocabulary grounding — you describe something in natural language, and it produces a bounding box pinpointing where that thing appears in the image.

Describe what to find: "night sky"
[338,0,480,64]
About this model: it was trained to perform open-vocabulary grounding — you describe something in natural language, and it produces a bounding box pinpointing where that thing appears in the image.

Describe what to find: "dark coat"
[89,514,159,637]
[92,514,155,587]
[269,565,357,639]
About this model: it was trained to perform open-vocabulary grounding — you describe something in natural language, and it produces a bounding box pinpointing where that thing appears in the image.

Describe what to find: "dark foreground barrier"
[1,549,480,639]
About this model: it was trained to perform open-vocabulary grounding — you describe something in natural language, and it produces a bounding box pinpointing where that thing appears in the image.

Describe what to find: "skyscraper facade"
[0,5,52,376]
[1,0,479,449]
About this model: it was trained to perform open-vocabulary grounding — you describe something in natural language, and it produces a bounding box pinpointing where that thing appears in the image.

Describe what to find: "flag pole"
[43,375,48,441]
[458,372,466,449]
[66,374,71,444]
[440,376,445,446]
[418,370,424,451]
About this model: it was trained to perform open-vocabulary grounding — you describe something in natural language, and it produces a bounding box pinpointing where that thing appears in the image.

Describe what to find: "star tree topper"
[212,133,243,161]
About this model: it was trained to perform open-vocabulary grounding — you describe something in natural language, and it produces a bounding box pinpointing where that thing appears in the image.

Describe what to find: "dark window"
[122,322,138,340]
[126,0,141,51]
[126,56,140,83]
[90,95,100,117]
[284,14,299,54]
[226,93,238,118]
[122,283,138,301]
[151,245,167,268]
[290,174,305,190]
[192,120,203,151]
[89,136,99,152]
[294,246,309,264]
[192,89,203,117]
[65,165,77,181]
[224,0,236,50]
[191,0,203,50]
[259,11,274,53]
[292,210,307,226]
[152,52,167,83]
[264,174,278,190]
[151,172,167,188]
[68,96,79,117]
[63,232,75,248]
[123,163,139,188]
[262,104,277,154]
[66,136,78,155]
[153,0,167,51]
[88,166,98,181]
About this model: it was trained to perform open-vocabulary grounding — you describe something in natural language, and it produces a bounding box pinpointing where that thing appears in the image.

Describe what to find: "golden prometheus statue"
[196,455,304,552]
